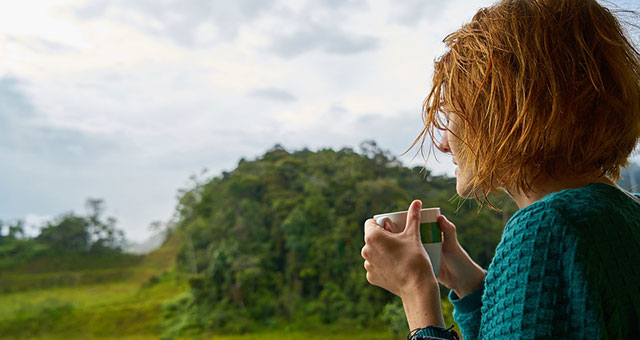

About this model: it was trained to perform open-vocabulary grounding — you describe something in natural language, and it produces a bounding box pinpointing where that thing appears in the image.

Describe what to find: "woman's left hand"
[361,200,444,328]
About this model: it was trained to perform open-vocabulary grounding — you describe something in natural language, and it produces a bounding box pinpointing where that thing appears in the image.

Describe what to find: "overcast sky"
[1,0,639,242]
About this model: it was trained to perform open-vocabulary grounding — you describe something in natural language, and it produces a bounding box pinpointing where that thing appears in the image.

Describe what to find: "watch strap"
[407,325,460,340]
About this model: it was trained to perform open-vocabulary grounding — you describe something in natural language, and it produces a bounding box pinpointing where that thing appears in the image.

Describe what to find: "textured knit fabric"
[444,182,640,340]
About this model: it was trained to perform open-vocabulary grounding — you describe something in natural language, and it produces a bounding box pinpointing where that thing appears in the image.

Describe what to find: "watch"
[407,325,460,340]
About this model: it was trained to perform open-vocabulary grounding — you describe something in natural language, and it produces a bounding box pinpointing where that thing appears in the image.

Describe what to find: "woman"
[361,0,640,339]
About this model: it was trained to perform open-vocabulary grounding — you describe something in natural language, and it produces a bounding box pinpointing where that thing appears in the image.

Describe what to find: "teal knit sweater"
[429,182,640,340]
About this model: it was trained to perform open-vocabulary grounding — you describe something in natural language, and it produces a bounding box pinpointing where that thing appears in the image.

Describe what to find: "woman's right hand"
[437,215,486,298]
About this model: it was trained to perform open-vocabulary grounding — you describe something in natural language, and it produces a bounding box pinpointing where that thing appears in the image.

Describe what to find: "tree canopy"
[0,199,125,269]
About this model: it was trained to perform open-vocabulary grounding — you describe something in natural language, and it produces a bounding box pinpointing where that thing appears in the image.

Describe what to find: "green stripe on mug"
[420,222,441,243]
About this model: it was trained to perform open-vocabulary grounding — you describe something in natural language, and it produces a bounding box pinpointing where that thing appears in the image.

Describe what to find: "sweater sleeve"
[449,279,484,340]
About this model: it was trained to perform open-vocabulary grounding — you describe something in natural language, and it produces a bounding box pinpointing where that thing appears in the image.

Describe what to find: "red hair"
[412,0,640,206]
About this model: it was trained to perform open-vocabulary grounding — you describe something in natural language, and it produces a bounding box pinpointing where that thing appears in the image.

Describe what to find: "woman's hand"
[361,200,444,328]
[437,215,486,298]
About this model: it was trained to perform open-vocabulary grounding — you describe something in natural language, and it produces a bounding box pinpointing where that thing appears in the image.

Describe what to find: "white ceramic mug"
[373,207,442,277]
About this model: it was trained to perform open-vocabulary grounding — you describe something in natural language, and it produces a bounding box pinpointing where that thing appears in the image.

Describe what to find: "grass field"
[0,236,406,340]
[7,332,397,340]
[0,236,188,339]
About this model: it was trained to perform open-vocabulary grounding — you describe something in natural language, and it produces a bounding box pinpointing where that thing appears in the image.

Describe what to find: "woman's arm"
[401,277,445,329]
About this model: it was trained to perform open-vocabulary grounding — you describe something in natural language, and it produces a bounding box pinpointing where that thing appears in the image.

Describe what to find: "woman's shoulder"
[498,182,640,271]
[482,194,593,338]
[490,182,640,288]
[506,182,640,232]
[491,182,640,315]
[482,183,640,338]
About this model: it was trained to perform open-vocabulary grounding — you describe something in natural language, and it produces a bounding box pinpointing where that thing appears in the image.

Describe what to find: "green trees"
[168,143,514,333]
[0,199,125,269]
[36,199,125,253]
[0,220,49,269]
[37,214,90,252]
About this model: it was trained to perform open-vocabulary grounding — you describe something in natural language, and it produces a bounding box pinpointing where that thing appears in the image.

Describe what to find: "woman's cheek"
[455,170,474,198]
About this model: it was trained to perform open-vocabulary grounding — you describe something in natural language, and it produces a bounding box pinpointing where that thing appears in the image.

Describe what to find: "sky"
[1,0,639,242]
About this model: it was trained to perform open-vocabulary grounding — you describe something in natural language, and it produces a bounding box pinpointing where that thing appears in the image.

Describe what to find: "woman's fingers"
[382,220,399,233]
[363,258,378,286]
[360,245,367,259]
[438,215,458,246]
[364,218,393,245]
[362,206,438,297]
[368,217,401,233]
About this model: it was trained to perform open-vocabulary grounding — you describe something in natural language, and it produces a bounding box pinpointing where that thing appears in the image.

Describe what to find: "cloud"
[249,87,297,102]
[73,0,380,56]
[264,1,379,57]
[74,0,275,47]
[74,0,109,18]
[387,0,452,28]
[0,76,120,165]
[268,23,380,58]
[330,103,347,113]
[0,76,130,238]
[319,0,368,10]
[6,36,75,54]
[0,77,36,121]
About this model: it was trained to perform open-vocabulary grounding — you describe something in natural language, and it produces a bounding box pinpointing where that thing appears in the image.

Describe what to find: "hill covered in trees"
[166,142,517,335]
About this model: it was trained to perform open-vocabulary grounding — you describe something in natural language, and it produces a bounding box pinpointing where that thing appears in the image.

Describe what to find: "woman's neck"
[504,173,615,209]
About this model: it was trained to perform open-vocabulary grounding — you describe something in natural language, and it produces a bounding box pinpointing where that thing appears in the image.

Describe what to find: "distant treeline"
[0,199,125,269]
[165,142,518,334]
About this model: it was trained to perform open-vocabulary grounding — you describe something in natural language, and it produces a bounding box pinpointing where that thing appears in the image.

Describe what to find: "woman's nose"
[438,130,451,153]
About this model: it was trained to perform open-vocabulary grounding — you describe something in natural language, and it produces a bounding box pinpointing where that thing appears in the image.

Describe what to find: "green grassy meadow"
[0,236,186,339]
[0,236,407,340]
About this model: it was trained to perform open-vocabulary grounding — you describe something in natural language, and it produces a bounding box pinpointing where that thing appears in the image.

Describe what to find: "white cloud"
[249,87,298,102]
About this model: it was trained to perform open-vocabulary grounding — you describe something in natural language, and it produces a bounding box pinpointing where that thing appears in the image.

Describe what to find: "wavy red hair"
[412,0,640,207]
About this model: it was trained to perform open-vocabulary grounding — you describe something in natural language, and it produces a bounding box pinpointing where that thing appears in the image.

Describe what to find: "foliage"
[37,214,91,252]
[168,142,515,334]
[381,299,407,337]
[36,199,125,253]
[0,199,126,270]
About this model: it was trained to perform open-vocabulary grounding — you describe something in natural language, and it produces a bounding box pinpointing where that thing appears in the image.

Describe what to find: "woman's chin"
[456,182,474,198]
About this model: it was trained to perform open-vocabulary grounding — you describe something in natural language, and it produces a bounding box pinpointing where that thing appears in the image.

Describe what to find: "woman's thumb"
[404,200,422,236]
[438,215,458,245]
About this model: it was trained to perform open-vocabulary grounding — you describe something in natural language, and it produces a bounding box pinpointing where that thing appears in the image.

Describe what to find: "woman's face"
[439,113,473,198]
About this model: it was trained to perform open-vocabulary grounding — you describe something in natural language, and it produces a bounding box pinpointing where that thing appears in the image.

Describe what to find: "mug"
[373,207,442,277]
